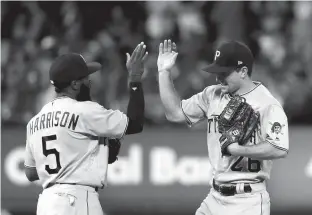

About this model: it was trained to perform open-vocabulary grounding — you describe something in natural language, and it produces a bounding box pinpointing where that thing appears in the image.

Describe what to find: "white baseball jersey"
[181,82,289,184]
[24,96,128,189]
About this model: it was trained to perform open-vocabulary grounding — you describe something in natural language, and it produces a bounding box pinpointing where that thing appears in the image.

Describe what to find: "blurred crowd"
[2,1,312,125]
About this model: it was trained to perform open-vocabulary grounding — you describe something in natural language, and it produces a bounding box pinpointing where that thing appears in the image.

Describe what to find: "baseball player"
[24,42,148,215]
[157,39,289,215]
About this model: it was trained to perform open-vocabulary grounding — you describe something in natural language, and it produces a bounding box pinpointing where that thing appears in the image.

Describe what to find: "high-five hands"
[157,39,179,72]
[126,42,148,82]
[126,39,177,81]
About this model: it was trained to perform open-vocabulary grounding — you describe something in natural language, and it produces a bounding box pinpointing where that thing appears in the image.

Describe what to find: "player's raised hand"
[126,42,148,82]
[157,39,178,72]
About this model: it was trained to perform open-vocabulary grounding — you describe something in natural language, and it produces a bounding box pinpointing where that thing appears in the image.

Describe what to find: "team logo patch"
[267,122,285,141]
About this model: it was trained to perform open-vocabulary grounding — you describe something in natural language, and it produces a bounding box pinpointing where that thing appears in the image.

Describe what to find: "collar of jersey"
[51,95,71,102]
[228,81,262,97]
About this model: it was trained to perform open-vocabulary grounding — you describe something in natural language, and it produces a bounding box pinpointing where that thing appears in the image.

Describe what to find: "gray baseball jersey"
[181,82,289,184]
[24,96,128,189]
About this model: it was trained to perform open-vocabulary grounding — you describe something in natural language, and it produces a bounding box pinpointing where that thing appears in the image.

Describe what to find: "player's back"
[26,96,117,189]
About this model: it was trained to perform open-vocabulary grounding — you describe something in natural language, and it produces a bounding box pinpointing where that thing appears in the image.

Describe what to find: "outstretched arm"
[125,42,148,134]
[157,40,185,123]
[126,81,145,134]
[82,42,148,138]
[158,71,185,122]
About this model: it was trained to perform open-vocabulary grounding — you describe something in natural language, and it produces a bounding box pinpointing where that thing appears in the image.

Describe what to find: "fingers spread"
[159,43,164,54]
[168,39,172,52]
[164,40,168,53]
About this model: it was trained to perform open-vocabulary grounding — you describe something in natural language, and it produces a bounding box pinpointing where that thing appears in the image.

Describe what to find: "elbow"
[279,150,288,158]
[165,110,185,123]
[165,114,181,123]
[131,124,143,134]
[267,142,289,159]
[25,167,39,182]
[26,175,37,182]
[272,150,288,159]
[25,172,38,182]
[165,113,176,122]
[125,120,144,135]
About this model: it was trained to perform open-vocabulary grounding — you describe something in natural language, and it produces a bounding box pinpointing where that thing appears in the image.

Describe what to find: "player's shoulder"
[202,84,225,100]
[26,113,38,129]
[257,84,283,108]
[77,101,126,125]
[26,100,51,126]
[76,101,114,118]
[191,84,224,106]
[200,85,219,96]
[256,84,287,118]
[77,101,105,111]
[26,108,45,136]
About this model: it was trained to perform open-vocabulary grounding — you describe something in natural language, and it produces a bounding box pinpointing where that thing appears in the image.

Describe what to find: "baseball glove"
[218,95,260,155]
[107,138,121,164]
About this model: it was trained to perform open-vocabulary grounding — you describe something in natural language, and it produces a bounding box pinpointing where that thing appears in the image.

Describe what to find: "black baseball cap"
[49,53,102,85]
[202,41,254,74]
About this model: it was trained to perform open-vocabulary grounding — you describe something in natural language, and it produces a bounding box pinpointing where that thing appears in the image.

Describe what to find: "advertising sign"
[1,126,312,214]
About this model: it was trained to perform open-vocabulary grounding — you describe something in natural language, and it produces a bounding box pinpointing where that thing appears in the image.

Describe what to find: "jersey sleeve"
[181,86,213,126]
[24,138,36,168]
[81,101,128,139]
[262,104,289,152]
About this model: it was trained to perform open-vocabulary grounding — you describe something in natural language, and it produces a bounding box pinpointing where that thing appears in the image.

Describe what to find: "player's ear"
[240,66,248,79]
[70,80,81,91]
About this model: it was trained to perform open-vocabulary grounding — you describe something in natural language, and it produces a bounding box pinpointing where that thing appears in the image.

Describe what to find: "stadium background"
[1,1,312,215]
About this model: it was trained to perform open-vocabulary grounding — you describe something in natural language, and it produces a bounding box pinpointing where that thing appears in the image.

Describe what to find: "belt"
[213,179,252,196]
[46,183,99,192]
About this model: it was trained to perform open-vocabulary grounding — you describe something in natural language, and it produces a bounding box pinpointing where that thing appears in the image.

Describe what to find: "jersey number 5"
[231,156,261,172]
[42,135,61,174]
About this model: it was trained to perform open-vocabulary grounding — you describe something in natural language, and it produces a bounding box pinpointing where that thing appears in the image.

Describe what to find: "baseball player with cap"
[24,42,148,215]
[157,39,289,215]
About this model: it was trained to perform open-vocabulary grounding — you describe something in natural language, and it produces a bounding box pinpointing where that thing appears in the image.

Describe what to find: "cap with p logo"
[214,50,221,61]
[203,41,254,74]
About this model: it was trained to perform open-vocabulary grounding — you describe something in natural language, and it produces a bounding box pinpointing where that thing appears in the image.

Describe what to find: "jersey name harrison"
[207,115,257,144]
[29,111,80,135]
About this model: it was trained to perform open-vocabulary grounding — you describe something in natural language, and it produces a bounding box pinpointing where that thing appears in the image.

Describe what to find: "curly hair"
[271,122,282,133]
